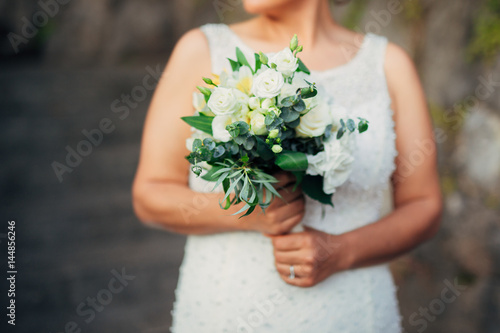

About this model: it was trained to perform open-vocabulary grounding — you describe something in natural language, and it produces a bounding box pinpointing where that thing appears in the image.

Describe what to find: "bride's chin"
[242,0,297,15]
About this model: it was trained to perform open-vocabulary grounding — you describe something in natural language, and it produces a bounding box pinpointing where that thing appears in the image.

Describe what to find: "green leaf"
[220,178,231,209]
[192,138,202,151]
[213,145,225,158]
[275,151,308,171]
[254,53,262,72]
[346,119,356,132]
[358,118,369,133]
[228,58,241,72]
[301,175,333,206]
[181,116,214,135]
[201,165,223,181]
[281,107,300,122]
[287,118,300,128]
[236,47,252,71]
[292,99,306,112]
[203,138,215,150]
[336,127,346,140]
[297,58,311,75]
[197,86,212,102]
[291,171,305,191]
[256,137,274,161]
[280,96,296,107]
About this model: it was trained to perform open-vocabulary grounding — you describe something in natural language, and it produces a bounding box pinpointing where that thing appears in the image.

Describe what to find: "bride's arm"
[269,43,442,287]
[132,29,305,235]
[340,42,442,268]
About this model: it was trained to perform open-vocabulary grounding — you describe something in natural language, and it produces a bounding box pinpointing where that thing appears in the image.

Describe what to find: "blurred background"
[0,0,499,332]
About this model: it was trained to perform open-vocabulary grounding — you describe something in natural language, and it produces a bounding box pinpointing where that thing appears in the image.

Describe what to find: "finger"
[274,249,310,265]
[274,196,305,221]
[275,263,311,278]
[271,232,306,251]
[274,172,296,187]
[279,274,314,288]
[276,185,303,205]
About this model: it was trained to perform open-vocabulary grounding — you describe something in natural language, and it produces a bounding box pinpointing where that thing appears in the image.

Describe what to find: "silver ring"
[289,265,295,279]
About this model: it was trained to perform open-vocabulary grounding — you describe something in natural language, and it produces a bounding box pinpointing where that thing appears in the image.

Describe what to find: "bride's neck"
[254,1,337,49]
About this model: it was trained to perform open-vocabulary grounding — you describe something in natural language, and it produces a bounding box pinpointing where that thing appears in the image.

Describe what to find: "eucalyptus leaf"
[203,138,215,150]
[336,127,346,140]
[213,145,225,158]
[281,107,300,122]
[346,119,356,132]
[287,118,301,128]
[292,99,306,112]
[358,118,369,133]
[280,96,295,107]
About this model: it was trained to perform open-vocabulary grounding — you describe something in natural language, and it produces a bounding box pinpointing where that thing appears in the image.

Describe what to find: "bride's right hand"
[242,172,305,235]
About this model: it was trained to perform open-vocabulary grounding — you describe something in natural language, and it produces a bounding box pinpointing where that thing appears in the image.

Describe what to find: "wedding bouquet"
[182,35,368,217]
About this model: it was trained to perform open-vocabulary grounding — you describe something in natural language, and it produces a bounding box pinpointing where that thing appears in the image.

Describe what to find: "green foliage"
[468,0,500,62]
[181,116,214,135]
[275,151,308,171]
[301,175,334,206]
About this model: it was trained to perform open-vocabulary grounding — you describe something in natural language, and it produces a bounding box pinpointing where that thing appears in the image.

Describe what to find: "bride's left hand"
[267,226,352,287]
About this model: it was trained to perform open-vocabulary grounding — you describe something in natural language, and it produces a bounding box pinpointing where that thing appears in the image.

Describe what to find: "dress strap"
[200,24,237,74]
[364,33,389,76]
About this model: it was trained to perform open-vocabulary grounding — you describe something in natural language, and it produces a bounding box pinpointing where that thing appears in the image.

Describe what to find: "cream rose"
[212,115,234,142]
[306,136,355,194]
[207,87,240,116]
[295,102,332,138]
[251,68,285,99]
[249,111,268,135]
[270,47,299,77]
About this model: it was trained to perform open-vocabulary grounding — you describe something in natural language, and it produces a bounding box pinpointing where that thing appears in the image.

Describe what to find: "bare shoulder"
[166,28,210,72]
[383,42,421,103]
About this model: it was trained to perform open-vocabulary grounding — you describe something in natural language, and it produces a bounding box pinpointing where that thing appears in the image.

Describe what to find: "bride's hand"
[268,226,352,287]
[243,172,305,235]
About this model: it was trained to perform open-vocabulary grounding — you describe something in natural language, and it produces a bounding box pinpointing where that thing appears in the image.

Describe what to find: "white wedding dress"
[170,24,401,333]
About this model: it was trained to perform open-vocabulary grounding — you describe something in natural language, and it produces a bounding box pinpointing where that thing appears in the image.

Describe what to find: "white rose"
[306,137,355,194]
[270,47,299,77]
[248,97,260,110]
[212,115,234,142]
[207,87,240,116]
[261,98,275,109]
[249,111,268,135]
[251,68,285,99]
[295,102,332,138]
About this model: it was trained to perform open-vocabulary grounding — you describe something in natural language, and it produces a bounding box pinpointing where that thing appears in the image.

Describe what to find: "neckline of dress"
[221,23,372,76]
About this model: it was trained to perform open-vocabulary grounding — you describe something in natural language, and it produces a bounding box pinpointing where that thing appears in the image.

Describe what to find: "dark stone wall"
[1,0,499,332]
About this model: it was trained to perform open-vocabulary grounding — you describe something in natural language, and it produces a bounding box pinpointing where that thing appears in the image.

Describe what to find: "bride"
[132,0,442,331]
